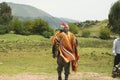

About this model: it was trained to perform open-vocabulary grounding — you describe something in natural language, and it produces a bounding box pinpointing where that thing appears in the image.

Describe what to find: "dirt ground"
[0,72,119,80]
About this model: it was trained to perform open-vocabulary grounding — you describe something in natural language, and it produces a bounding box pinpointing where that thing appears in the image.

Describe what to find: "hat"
[59,22,69,30]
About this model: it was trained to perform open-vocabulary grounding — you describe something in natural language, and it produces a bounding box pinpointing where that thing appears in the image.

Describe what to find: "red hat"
[60,22,69,30]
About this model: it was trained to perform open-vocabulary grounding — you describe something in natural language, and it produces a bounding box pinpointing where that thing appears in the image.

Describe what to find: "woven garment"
[51,31,79,72]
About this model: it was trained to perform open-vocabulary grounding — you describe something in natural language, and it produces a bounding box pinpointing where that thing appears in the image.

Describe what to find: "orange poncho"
[51,31,79,72]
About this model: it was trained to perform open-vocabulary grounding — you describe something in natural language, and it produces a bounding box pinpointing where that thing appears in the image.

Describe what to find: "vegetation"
[0,2,12,25]
[0,1,116,77]
[0,34,114,76]
[0,2,54,38]
[108,0,120,34]
[77,20,109,38]
[0,25,9,34]
[99,27,111,40]
[68,23,79,34]
[81,29,90,37]
[77,20,99,28]
[0,2,12,34]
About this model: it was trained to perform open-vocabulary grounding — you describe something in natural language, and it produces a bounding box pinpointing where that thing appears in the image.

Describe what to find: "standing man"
[112,35,120,77]
[51,22,79,80]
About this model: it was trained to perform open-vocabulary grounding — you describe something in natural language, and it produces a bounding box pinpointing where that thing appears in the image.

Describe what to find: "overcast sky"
[0,0,118,21]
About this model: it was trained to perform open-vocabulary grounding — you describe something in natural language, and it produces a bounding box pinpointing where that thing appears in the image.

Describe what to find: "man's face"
[64,27,69,32]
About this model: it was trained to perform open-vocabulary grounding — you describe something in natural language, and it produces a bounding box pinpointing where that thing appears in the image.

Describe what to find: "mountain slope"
[7,3,78,29]
[60,17,79,23]
[8,2,63,29]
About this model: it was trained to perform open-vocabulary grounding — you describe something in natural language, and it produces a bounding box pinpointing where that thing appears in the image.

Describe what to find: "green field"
[0,34,114,76]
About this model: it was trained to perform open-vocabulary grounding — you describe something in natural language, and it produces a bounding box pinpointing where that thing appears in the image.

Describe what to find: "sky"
[0,0,118,21]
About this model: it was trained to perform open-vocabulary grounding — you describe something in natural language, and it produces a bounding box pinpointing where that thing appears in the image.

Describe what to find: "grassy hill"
[79,20,109,37]
[0,33,114,76]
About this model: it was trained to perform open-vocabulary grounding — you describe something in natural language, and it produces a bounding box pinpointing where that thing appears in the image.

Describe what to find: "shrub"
[42,31,52,38]
[9,18,31,35]
[68,23,79,34]
[99,27,111,40]
[0,25,9,34]
[81,29,90,37]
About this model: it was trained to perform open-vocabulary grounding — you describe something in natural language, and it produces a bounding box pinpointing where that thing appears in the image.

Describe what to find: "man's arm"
[113,39,117,56]
[52,44,56,58]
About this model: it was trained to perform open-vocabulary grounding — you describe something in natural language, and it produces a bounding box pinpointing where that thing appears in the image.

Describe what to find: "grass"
[0,34,114,76]
[79,48,113,75]
[79,20,108,37]
[78,37,113,48]
[0,34,47,41]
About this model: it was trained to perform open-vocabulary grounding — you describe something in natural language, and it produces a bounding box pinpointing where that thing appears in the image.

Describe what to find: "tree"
[0,2,12,25]
[9,18,24,34]
[68,23,79,34]
[108,0,120,34]
[32,19,54,38]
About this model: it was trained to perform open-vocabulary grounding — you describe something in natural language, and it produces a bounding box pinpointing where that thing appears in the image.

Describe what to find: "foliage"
[32,19,46,34]
[0,25,9,34]
[42,31,52,38]
[8,18,54,37]
[9,18,23,34]
[23,20,34,33]
[99,27,111,40]
[108,0,120,34]
[81,29,91,37]
[0,34,114,75]
[32,19,54,37]
[0,2,12,25]
[78,20,109,38]
[68,23,79,34]
[0,3,54,36]
[76,20,99,28]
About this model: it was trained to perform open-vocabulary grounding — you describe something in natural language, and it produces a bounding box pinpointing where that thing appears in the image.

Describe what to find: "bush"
[81,29,90,37]
[68,23,79,34]
[9,18,31,35]
[99,27,111,40]
[0,25,9,34]
[42,31,52,38]
[32,19,49,34]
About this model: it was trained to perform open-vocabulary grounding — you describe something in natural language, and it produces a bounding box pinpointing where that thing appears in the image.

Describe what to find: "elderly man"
[51,22,79,80]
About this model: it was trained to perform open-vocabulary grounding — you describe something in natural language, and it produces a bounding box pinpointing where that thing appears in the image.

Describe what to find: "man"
[51,22,79,80]
[112,36,120,77]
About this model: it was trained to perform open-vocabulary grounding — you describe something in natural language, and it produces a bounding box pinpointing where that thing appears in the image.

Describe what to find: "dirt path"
[0,72,119,80]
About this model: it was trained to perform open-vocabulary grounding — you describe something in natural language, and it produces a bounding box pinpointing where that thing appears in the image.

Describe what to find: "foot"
[58,76,62,80]
[112,74,116,78]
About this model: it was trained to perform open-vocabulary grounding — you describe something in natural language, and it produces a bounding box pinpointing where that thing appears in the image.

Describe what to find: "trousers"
[114,54,120,66]
[57,56,70,75]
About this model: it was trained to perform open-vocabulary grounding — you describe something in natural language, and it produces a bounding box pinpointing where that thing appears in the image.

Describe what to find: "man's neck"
[64,31,69,35]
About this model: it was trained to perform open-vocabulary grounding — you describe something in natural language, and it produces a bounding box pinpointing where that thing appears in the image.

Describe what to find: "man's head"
[59,22,69,32]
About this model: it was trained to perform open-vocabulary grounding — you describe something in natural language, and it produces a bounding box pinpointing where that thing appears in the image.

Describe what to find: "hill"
[7,2,78,29]
[78,20,108,37]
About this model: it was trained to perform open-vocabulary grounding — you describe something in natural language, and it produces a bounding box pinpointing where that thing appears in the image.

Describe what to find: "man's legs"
[112,54,120,77]
[64,62,70,80]
[114,54,120,66]
[57,56,64,80]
